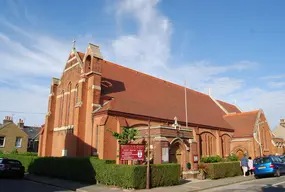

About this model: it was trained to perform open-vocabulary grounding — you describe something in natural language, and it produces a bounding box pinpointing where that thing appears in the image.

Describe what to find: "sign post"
[146,119,150,189]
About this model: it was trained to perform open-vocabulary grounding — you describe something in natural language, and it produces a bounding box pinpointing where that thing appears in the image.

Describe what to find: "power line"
[0,110,45,115]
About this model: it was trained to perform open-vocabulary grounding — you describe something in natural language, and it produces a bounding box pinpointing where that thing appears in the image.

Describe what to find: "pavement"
[0,177,72,192]
[1,175,285,192]
[21,174,257,192]
[201,175,285,192]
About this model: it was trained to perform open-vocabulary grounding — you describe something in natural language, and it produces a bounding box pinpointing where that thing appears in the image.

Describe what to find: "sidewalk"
[25,174,255,192]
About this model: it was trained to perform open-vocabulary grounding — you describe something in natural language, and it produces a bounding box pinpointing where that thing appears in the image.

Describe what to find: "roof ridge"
[102,60,212,98]
[224,110,259,117]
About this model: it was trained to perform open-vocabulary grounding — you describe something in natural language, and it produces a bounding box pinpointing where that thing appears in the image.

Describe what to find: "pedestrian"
[248,157,254,175]
[240,154,249,177]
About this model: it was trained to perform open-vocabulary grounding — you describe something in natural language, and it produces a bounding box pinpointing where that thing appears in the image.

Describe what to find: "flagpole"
[184,80,188,128]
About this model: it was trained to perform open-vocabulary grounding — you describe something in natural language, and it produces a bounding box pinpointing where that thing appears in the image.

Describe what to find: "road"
[202,176,285,192]
[0,178,73,192]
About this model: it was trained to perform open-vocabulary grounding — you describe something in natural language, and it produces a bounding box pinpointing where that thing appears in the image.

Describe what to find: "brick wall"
[0,123,28,153]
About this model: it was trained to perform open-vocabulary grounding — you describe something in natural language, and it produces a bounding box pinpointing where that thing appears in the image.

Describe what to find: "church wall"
[103,115,118,160]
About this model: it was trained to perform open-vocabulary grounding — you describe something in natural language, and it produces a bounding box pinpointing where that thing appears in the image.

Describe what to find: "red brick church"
[39,42,284,175]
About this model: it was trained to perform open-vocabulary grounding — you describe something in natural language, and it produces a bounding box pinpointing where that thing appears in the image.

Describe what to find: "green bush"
[200,155,223,163]
[0,154,38,172]
[28,157,101,183]
[227,154,239,161]
[94,163,180,189]
[205,162,242,179]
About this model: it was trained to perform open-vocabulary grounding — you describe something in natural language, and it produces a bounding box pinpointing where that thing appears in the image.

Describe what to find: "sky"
[0,0,285,128]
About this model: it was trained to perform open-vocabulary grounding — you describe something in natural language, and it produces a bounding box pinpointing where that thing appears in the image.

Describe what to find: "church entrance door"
[169,142,182,164]
[236,150,244,160]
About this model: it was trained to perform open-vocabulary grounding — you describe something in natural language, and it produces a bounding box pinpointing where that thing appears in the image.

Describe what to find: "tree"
[108,127,138,145]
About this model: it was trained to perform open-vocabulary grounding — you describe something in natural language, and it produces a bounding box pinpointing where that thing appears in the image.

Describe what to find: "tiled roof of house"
[223,110,259,137]
[23,126,41,140]
[96,60,237,129]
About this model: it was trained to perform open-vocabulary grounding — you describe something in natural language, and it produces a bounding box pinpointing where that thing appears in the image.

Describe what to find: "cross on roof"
[72,39,76,49]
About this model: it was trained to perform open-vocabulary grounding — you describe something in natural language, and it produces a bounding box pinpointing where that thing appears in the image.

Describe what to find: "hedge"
[28,157,115,183]
[94,163,180,189]
[0,154,180,189]
[203,162,242,179]
[0,154,38,172]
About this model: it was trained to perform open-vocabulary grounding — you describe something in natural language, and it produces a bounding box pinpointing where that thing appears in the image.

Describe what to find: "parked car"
[278,155,285,162]
[253,156,285,179]
[0,158,25,178]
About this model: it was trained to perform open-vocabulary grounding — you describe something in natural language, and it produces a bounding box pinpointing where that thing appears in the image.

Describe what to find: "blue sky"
[0,0,285,128]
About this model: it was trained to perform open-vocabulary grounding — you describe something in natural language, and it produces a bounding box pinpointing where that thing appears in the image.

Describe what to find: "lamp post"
[146,119,150,189]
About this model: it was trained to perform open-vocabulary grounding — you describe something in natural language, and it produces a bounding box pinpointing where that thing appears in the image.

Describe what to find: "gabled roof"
[96,60,234,130]
[223,110,259,137]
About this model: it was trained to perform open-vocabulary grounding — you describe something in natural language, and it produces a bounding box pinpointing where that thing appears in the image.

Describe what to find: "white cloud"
[268,81,285,88]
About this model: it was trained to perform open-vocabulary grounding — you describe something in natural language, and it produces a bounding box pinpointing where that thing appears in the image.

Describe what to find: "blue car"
[253,156,285,179]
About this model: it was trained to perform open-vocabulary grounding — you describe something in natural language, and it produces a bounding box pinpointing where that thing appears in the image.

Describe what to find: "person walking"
[241,154,249,177]
[248,157,254,175]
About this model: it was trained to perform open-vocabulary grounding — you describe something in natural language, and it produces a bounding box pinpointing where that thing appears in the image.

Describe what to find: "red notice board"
[120,144,145,161]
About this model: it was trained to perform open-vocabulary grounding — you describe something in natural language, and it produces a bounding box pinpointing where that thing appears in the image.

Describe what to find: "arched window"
[85,55,92,73]
[200,132,216,157]
[72,84,79,124]
[65,83,71,126]
[59,90,64,127]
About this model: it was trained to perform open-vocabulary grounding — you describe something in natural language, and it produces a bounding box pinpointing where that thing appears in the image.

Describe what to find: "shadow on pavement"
[262,184,285,192]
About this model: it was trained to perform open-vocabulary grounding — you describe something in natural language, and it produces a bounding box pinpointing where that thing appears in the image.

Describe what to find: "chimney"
[3,116,13,124]
[280,119,285,127]
[18,119,24,129]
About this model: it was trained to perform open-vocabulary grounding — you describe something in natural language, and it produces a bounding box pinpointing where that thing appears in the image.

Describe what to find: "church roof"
[223,110,259,137]
[217,100,242,114]
[97,59,241,130]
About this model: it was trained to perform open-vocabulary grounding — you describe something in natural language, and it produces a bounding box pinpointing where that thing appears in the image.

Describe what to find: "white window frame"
[0,136,5,147]
[15,137,22,148]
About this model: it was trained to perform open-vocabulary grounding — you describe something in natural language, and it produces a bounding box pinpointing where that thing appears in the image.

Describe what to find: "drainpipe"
[257,122,263,157]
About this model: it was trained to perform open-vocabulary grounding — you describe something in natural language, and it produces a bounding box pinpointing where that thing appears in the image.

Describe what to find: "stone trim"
[49,93,54,97]
[182,170,199,175]
[71,89,77,92]
[85,71,102,76]
[64,92,70,95]
[136,135,193,139]
[92,103,101,108]
[138,125,192,132]
[209,95,229,114]
[153,136,168,141]
[231,138,252,142]
[79,78,85,83]
[67,56,77,63]
[64,62,79,72]
[92,99,113,113]
[56,94,63,99]
[92,85,101,90]
[53,125,74,132]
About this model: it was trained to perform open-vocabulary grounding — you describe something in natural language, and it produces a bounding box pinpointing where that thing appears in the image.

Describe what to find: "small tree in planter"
[108,127,138,164]
[108,127,138,145]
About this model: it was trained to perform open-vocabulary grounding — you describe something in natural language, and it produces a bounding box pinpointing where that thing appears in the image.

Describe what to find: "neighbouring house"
[17,119,41,152]
[39,42,282,177]
[0,116,28,153]
[272,119,285,155]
